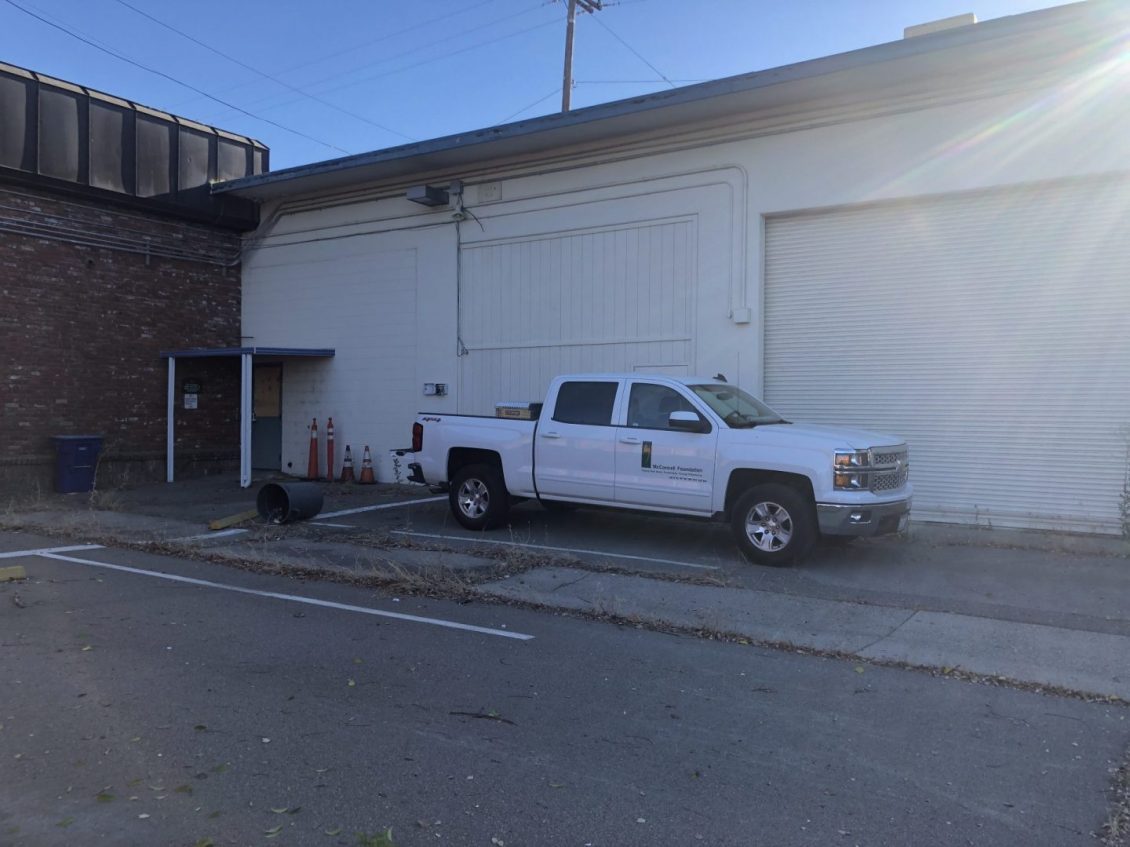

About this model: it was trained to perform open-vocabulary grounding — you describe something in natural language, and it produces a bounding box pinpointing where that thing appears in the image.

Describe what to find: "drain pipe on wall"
[452,179,470,361]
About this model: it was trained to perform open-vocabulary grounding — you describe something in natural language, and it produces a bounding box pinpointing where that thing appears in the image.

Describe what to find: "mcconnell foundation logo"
[641,441,652,468]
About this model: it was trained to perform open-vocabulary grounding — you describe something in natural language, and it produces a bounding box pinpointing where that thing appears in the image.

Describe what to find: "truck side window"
[553,381,618,426]
[626,383,696,429]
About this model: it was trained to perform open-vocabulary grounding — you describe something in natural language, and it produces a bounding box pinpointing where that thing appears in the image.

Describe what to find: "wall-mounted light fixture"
[406,184,450,206]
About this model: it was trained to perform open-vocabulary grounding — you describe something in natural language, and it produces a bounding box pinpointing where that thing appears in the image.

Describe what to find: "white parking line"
[309,522,356,529]
[167,528,248,542]
[319,495,447,519]
[0,544,104,559]
[391,530,720,571]
[36,551,533,641]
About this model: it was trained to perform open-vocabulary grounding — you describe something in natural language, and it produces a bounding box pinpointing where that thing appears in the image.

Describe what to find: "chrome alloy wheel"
[457,478,490,520]
[745,501,794,552]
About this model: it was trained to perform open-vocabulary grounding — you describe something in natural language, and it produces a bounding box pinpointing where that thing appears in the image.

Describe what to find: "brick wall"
[0,183,244,493]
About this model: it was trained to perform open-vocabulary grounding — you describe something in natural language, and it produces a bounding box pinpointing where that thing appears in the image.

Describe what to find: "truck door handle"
[540,431,561,439]
[619,436,641,444]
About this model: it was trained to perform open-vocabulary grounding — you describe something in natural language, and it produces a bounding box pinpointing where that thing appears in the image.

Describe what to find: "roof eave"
[214,0,1123,202]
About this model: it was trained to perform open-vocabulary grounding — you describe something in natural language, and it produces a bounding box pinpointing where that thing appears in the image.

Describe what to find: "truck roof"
[553,373,726,386]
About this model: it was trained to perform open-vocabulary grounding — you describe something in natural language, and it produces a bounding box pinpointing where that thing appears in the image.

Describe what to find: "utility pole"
[561,0,602,112]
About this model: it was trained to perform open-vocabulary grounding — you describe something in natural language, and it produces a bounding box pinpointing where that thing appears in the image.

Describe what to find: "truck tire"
[450,464,510,531]
[731,483,815,566]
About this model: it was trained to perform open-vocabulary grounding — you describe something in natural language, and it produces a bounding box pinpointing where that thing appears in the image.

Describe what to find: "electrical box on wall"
[423,383,447,396]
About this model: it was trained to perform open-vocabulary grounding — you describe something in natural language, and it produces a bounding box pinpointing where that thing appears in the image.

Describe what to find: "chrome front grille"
[872,466,909,491]
[870,448,908,493]
[873,450,906,466]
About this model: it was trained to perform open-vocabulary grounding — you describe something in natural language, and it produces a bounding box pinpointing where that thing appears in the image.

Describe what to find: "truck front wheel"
[450,464,510,531]
[731,483,816,566]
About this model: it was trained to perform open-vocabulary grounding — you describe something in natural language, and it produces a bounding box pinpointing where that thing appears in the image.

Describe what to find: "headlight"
[834,450,871,490]
[834,450,870,468]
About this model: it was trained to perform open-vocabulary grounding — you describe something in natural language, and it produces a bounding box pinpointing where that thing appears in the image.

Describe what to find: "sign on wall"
[183,378,201,410]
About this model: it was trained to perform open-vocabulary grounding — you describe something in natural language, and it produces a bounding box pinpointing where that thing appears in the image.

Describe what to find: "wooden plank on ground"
[208,509,260,531]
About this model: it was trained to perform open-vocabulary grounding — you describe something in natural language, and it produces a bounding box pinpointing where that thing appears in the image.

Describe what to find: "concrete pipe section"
[256,482,324,524]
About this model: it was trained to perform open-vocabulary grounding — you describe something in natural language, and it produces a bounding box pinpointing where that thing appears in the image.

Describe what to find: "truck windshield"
[688,384,787,428]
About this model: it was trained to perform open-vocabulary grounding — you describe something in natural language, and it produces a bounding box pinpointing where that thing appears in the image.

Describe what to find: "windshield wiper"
[731,418,789,428]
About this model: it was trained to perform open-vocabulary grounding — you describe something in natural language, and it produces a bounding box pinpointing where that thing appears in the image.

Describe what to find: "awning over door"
[159,347,335,488]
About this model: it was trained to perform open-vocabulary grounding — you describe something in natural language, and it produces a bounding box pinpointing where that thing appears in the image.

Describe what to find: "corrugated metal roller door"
[764,177,1130,533]
[459,219,696,413]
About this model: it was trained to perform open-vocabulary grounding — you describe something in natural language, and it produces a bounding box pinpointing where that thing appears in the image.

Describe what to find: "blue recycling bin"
[50,435,104,493]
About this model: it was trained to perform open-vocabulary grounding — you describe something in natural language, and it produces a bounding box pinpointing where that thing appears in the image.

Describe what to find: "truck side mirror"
[669,411,708,433]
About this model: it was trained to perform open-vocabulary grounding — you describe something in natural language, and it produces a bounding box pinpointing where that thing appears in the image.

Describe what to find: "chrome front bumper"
[816,498,911,537]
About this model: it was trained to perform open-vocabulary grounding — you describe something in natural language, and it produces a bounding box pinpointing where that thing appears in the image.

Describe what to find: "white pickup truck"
[408,374,911,566]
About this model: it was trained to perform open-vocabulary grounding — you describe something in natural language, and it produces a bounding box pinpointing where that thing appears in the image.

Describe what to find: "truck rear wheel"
[731,483,815,566]
[450,464,509,531]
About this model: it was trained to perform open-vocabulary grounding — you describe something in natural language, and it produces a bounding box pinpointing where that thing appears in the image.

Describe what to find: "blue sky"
[1,0,1068,169]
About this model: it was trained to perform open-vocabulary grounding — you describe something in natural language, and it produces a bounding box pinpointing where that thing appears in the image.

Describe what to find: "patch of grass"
[356,829,395,847]
[1,480,49,515]
[1120,482,1130,541]
[1103,754,1130,846]
[88,488,127,511]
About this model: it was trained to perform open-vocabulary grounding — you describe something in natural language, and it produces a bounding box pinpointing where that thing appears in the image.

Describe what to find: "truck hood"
[738,421,904,451]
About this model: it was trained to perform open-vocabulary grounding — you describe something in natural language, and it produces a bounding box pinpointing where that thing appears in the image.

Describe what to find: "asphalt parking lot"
[2,530,1127,847]
[4,478,1129,844]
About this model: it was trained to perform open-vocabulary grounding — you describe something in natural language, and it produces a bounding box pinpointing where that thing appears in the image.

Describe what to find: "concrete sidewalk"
[3,473,1129,701]
[477,566,1130,700]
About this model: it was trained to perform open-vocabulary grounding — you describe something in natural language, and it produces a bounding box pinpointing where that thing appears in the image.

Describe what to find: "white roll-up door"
[764,177,1130,534]
[459,219,696,413]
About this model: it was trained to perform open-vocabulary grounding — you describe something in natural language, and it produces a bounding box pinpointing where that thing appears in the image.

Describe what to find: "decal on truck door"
[640,440,706,482]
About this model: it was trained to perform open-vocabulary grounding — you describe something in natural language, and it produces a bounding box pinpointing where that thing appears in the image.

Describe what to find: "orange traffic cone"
[325,417,335,482]
[358,445,376,484]
[306,418,319,480]
[339,444,355,483]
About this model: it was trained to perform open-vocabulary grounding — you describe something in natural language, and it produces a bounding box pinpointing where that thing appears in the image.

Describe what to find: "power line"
[109,0,416,142]
[265,0,505,84]
[590,13,676,88]
[164,0,504,113]
[1,0,352,154]
[1,0,351,154]
[200,4,560,128]
[206,15,563,127]
[243,3,553,114]
[577,78,707,84]
[499,86,562,123]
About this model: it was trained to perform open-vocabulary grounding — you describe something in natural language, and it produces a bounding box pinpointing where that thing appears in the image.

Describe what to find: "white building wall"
[240,71,1130,517]
[242,226,457,480]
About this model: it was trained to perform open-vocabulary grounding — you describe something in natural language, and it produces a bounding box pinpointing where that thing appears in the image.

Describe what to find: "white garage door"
[765,177,1130,534]
[458,219,696,413]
